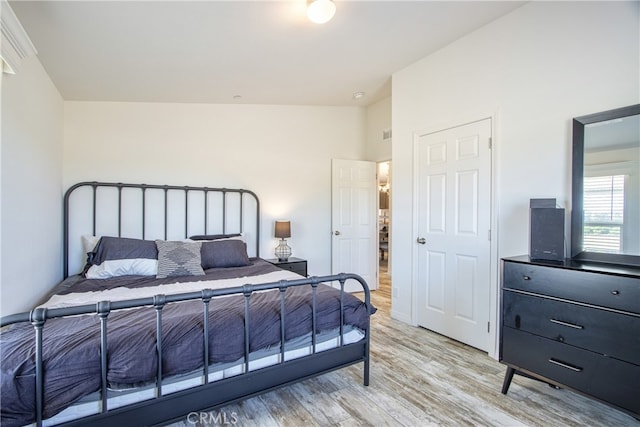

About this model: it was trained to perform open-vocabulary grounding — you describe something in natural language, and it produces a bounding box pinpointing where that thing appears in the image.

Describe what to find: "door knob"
[417,237,426,244]
[334,230,341,236]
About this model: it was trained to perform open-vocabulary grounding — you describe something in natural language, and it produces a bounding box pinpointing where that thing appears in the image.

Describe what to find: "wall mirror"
[571,104,640,267]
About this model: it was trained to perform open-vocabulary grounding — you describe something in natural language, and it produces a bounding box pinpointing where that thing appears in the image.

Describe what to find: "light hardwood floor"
[168,261,639,426]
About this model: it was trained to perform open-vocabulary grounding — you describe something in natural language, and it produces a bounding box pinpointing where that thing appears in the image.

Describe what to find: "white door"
[331,159,377,292]
[415,119,492,352]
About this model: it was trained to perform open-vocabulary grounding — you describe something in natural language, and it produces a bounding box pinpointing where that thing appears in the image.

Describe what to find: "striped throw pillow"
[155,240,205,279]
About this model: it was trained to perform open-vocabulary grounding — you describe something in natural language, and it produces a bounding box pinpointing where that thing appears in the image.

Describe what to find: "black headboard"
[63,182,260,278]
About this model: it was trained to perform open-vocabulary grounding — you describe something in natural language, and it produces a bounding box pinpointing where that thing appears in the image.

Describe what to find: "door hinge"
[487,321,490,333]
[488,229,491,241]
[488,137,492,149]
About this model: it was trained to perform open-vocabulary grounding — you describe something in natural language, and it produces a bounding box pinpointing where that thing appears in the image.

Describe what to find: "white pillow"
[81,235,101,254]
[86,259,158,279]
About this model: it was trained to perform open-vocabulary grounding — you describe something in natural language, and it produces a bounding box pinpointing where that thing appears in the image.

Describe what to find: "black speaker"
[529,199,565,261]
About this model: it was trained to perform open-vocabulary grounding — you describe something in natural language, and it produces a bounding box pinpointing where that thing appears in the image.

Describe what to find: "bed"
[0,181,374,427]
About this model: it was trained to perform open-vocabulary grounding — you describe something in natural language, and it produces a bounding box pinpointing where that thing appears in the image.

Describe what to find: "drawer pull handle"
[549,358,583,372]
[522,275,531,281]
[611,290,620,296]
[549,319,584,330]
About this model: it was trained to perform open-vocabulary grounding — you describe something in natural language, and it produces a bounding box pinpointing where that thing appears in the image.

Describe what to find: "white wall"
[1,55,64,315]
[64,101,366,276]
[366,96,392,162]
[391,1,639,330]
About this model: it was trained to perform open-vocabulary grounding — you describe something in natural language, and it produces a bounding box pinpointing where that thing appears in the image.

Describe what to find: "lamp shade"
[274,221,291,238]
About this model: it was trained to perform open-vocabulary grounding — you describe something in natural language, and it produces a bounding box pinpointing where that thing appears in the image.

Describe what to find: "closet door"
[414,119,492,351]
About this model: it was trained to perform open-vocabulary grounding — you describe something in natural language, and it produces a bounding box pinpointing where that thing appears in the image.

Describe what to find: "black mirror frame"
[571,104,640,267]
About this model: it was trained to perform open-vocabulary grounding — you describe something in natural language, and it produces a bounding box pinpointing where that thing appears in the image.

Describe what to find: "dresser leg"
[501,367,515,394]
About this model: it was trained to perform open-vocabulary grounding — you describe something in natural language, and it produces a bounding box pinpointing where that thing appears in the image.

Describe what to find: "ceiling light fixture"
[352,91,365,100]
[307,0,336,24]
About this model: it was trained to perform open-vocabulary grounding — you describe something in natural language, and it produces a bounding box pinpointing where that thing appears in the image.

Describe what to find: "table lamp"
[274,220,292,261]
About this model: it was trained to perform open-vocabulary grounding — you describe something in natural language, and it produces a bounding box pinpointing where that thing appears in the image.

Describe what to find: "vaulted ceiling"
[10,1,525,106]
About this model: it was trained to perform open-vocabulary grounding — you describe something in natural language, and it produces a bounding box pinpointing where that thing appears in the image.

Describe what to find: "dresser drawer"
[503,290,640,365]
[502,327,640,414]
[503,261,640,314]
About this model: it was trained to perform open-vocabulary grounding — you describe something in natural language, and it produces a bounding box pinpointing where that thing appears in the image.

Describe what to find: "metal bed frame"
[0,181,372,427]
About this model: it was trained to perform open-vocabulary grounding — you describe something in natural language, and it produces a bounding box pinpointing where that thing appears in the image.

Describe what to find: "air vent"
[382,129,392,142]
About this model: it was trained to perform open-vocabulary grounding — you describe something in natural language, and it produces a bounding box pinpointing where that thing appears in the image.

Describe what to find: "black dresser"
[500,256,640,419]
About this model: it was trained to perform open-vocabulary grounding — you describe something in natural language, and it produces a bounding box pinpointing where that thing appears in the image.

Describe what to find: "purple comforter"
[0,260,373,426]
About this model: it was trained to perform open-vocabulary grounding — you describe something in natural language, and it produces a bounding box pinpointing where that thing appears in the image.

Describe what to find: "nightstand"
[265,257,307,277]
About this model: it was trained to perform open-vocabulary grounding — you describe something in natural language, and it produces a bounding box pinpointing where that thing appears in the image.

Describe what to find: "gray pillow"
[155,240,205,278]
[201,240,251,269]
[87,236,158,265]
[189,233,241,241]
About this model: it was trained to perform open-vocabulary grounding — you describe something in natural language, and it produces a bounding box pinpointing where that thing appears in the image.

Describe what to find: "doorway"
[378,161,391,293]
